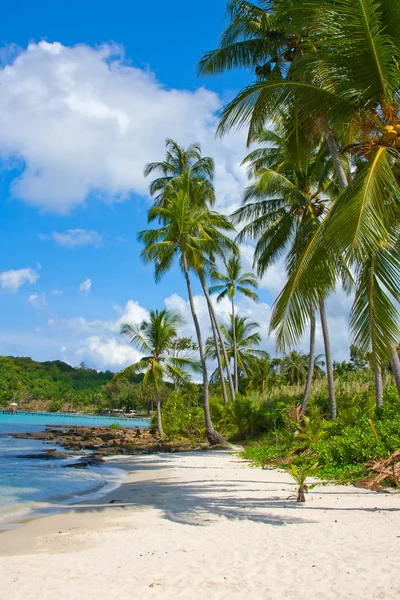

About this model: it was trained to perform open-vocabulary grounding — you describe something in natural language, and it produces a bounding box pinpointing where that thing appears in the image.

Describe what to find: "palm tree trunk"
[199,273,235,402]
[156,391,164,438]
[301,305,316,415]
[209,309,236,402]
[324,131,348,190]
[208,305,228,404]
[390,349,400,395]
[374,367,383,408]
[319,301,337,420]
[182,256,224,445]
[231,297,239,393]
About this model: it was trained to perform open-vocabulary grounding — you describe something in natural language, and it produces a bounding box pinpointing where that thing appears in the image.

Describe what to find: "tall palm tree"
[202,0,400,398]
[144,139,236,404]
[233,119,341,418]
[209,256,259,392]
[138,177,235,444]
[206,315,268,384]
[117,309,199,437]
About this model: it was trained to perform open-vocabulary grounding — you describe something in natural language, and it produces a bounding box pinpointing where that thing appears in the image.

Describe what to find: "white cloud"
[28,292,47,308]
[0,287,352,371]
[0,267,39,293]
[41,228,102,248]
[0,41,247,213]
[75,336,142,370]
[47,300,148,337]
[79,277,92,295]
[52,289,63,295]
[239,244,287,295]
[165,291,271,349]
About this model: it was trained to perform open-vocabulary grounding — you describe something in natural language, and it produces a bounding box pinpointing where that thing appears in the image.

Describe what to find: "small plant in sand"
[285,462,320,503]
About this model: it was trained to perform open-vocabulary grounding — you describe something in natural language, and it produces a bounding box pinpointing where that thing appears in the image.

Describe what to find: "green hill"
[0,356,143,413]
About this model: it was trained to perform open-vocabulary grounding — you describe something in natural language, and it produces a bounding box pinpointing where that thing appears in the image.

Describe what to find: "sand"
[0,450,399,600]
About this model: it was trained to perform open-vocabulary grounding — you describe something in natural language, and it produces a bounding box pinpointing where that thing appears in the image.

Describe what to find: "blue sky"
[0,0,350,370]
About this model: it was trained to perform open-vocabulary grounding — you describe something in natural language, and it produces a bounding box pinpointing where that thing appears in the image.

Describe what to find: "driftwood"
[358,450,400,491]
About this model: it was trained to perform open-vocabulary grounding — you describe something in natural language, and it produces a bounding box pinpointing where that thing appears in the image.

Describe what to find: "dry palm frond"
[358,450,400,491]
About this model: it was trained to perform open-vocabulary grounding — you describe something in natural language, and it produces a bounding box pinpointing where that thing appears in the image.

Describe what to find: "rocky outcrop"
[7,426,196,457]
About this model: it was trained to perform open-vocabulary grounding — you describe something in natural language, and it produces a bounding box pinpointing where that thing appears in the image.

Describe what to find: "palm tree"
[209,256,259,392]
[144,138,215,206]
[206,315,268,385]
[233,119,341,418]
[281,350,325,386]
[117,309,198,437]
[144,139,236,405]
[138,177,235,445]
[281,350,308,386]
[243,355,275,395]
[202,0,400,398]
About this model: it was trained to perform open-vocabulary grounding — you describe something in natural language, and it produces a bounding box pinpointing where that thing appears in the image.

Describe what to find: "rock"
[16,449,72,460]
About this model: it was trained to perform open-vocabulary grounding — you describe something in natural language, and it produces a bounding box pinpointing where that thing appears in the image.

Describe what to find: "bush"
[109,423,122,430]
[48,399,62,412]
[241,387,400,485]
[158,392,205,439]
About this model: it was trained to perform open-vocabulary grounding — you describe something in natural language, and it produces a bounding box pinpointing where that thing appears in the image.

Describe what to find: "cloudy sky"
[0,0,351,371]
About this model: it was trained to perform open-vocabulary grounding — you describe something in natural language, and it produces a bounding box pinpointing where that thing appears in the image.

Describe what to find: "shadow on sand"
[30,451,400,530]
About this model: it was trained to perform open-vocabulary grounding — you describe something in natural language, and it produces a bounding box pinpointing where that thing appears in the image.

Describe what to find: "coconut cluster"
[382,124,400,147]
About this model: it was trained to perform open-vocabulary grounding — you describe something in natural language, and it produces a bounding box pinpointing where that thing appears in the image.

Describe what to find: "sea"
[0,412,150,528]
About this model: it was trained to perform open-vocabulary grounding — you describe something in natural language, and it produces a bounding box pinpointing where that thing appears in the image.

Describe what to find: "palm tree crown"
[233,121,336,282]
[144,138,215,206]
[118,309,197,390]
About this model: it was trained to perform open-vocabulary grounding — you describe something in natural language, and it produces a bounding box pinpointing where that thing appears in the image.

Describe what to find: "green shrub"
[241,443,291,466]
[109,423,122,430]
[158,392,205,439]
[48,399,62,412]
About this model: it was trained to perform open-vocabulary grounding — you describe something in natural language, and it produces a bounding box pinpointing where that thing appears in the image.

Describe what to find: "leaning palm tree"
[138,177,235,444]
[202,0,400,403]
[116,309,199,437]
[206,315,268,384]
[233,119,341,418]
[209,255,259,392]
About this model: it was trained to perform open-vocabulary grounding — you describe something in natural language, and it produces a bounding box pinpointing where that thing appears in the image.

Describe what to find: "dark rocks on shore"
[16,449,73,460]
[8,425,188,454]
[7,425,199,462]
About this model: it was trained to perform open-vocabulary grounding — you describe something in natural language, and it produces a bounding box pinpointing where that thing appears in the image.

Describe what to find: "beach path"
[0,450,399,599]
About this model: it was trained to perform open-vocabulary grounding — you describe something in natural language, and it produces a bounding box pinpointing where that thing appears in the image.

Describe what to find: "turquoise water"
[0,411,150,432]
[0,412,150,527]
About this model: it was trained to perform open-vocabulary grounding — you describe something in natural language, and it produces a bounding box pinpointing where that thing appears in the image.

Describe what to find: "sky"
[0,0,352,371]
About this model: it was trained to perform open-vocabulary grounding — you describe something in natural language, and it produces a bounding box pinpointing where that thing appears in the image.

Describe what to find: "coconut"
[394,125,400,135]
[384,125,395,132]
[382,131,397,144]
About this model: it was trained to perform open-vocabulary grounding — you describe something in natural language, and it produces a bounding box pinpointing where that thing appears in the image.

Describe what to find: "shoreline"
[0,461,128,533]
[1,450,400,599]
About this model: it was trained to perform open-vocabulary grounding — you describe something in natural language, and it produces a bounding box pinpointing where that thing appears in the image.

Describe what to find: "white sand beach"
[0,450,399,600]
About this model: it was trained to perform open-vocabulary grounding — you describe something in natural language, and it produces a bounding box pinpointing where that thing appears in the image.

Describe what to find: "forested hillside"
[0,356,143,412]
